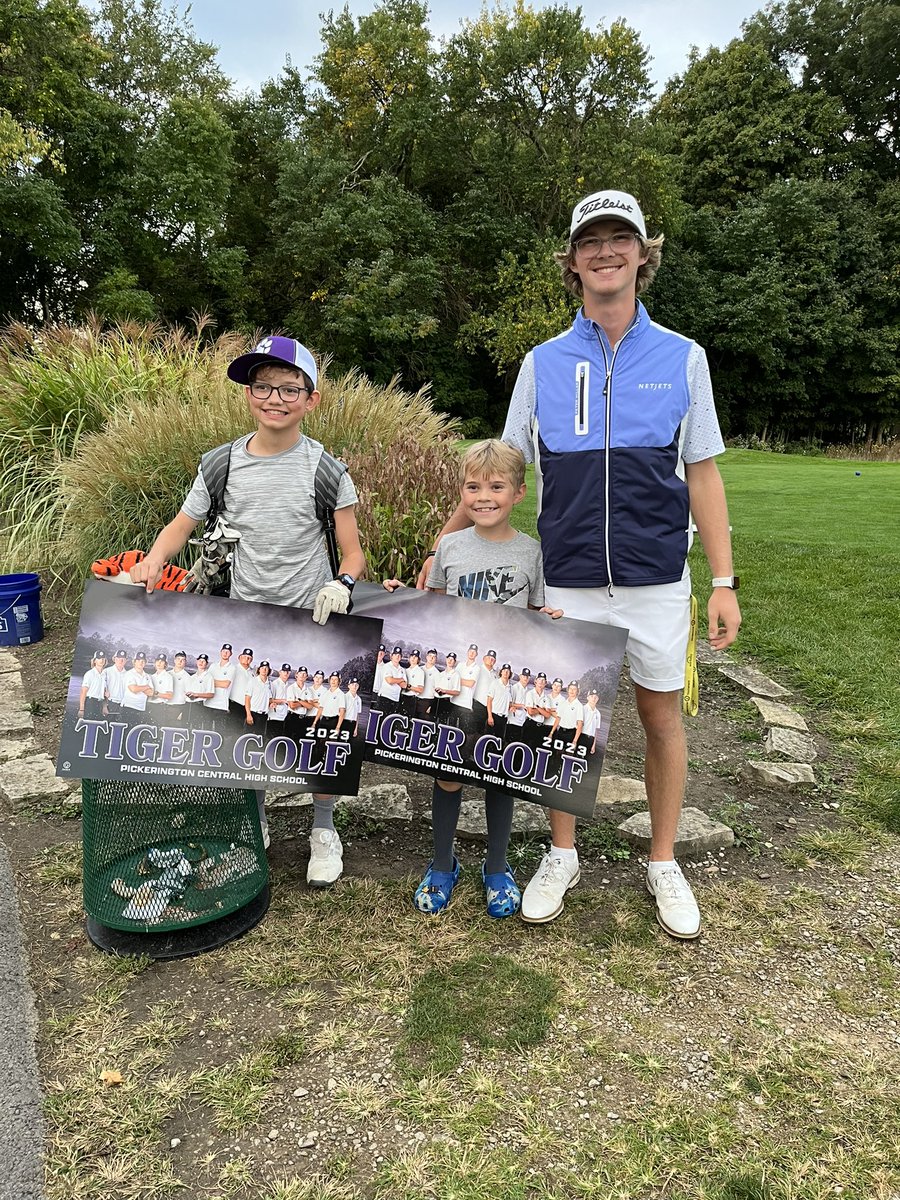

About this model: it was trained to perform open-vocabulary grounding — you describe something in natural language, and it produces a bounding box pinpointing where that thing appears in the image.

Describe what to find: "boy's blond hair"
[459,439,526,490]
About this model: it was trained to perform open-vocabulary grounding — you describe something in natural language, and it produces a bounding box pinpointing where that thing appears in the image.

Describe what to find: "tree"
[652,180,894,441]
[746,0,900,180]
[440,2,655,235]
[655,39,848,210]
[0,0,100,318]
[310,0,438,188]
[271,150,443,385]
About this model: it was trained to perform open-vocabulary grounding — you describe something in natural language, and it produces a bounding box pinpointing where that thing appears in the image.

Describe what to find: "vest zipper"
[596,313,640,590]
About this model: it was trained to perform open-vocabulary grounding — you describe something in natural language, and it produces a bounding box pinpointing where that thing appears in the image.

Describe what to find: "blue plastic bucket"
[0,573,43,646]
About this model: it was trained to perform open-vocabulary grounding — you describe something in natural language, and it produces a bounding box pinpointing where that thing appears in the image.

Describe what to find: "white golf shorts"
[544,567,691,693]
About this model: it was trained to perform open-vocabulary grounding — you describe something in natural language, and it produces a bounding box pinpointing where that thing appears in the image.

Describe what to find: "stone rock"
[765,726,818,762]
[718,664,790,698]
[266,782,413,821]
[593,774,647,809]
[695,640,731,665]
[749,698,808,731]
[0,697,33,734]
[0,738,38,763]
[0,753,70,807]
[265,789,312,808]
[617,806,734,857]
[743,761,815,788]
[457,799,547,836]
[0,649,20,675]
[342,783,412,822]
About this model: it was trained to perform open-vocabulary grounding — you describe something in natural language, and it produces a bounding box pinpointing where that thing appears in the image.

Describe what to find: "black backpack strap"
[314,450,348,579]
[199,442,234,532]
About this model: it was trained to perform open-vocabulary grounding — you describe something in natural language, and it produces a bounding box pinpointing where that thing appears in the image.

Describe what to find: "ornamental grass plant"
[0,320,460,588]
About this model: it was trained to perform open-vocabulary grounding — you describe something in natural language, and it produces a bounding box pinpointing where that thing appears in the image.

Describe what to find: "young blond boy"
[131,337,365,886]
[388,439,560,918]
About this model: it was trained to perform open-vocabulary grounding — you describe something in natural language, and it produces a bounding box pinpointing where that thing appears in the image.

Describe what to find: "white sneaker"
[307,828,343,888]
[646,864,701,939]
[520,853,581,923]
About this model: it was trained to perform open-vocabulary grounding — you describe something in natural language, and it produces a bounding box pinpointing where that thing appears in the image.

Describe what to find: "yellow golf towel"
[683,593,699,716]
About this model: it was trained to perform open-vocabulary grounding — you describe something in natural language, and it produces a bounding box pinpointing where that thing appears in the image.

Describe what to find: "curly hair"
[553,232,665,299]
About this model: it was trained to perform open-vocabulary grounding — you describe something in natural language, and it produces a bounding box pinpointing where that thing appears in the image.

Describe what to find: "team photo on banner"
[56,581,382,794]
[352,585,628,819]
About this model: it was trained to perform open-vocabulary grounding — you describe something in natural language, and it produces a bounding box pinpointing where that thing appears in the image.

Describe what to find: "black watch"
[337,573,356,592]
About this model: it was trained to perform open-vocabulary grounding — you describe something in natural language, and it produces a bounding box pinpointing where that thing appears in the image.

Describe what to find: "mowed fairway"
[712,452,899,721]
[711,451,900,827]
[514,447,900,827]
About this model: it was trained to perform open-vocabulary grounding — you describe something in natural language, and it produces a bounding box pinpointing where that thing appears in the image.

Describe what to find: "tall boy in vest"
[132,337,365,887]
[421,191,741,938]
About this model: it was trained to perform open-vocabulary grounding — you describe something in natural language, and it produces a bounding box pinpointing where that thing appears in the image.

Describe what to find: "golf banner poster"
[352,584,628,820]
[56,580,383,795]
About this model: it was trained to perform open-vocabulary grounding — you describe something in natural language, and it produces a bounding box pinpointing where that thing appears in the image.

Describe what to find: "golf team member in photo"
[420,189,741,938]
[78,651,107,720]
[185,653,214,726]
[102,649,129,719]
[121,652,154,724]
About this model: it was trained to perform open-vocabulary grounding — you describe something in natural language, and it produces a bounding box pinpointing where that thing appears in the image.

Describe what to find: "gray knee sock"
[432,781,462,872]
[312,796,336,832]
[484,787,514,874]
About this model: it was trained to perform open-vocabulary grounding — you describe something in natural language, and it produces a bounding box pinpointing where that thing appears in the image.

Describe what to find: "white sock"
[550,844,578,862]
[647,859,677,880]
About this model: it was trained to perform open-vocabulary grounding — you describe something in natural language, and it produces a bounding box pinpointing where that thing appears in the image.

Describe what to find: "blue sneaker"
[482,862,521,919]
[414,858,460,914]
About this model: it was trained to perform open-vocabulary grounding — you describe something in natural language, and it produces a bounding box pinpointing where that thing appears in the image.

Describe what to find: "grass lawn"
[26,446,900,1199]
[709,452,899,831]
[514,447,900,831]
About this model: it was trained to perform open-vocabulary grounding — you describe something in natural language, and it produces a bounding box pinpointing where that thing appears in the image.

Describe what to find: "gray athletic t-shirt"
[427,528,545,608]
[181,433,358,608]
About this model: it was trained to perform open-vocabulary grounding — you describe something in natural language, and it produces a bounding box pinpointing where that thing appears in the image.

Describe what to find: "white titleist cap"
[569,190,647,242]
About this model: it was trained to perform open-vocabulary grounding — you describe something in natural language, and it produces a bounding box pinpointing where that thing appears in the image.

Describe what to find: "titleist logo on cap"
[577,196,634,221]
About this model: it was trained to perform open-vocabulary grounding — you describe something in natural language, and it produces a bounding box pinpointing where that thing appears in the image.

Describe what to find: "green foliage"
[652,180,898,441]
[577,821,632,860]
[459,239,576,375]
[745,0,900,180]
[1,0,898,443]
[656,40,848,209]
[708,799,765,857]
[0,321,459,589]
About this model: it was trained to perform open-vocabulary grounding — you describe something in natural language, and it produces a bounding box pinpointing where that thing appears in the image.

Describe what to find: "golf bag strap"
[314,450,349,579]
[199,441,347,577]
[199,442,233,534]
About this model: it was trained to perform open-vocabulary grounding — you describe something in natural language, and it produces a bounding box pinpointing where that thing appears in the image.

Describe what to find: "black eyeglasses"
[249,382,310,402]
[573,232,638,255]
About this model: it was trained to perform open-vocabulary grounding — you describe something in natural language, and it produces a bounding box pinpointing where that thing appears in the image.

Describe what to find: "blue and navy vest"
[533,302,693,588]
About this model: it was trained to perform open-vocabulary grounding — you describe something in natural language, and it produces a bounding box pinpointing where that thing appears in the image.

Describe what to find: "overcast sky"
[167,0,765,95]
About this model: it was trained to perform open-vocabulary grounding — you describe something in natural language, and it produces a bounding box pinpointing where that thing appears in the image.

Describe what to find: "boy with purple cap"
[419,189,741,939]
[131,335,366,887]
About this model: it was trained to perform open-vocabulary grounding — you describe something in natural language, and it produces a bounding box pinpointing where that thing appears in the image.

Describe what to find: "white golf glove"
[312,579,352,625]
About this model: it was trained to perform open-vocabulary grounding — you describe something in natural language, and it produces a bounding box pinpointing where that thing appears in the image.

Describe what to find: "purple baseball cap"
[227,336,318,389]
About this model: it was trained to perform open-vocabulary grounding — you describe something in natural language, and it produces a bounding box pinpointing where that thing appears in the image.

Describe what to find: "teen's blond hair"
[459,439,526,490]
[554,232,665,299]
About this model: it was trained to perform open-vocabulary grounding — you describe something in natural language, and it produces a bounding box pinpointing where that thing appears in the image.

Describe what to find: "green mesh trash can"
[82,779,269,959]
